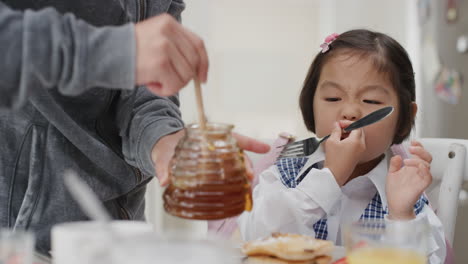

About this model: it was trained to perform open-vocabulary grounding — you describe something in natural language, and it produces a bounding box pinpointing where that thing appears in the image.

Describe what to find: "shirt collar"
[296,145,393,208]
[295,144,326,180]
[366,151,392,208]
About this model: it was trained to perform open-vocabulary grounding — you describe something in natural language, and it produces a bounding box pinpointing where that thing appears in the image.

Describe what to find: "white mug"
[109,231,239,264]
[51,220,153,264]
[0,229,34,264]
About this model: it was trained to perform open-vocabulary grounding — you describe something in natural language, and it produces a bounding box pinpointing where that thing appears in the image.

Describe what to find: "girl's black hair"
[299,29,415,144]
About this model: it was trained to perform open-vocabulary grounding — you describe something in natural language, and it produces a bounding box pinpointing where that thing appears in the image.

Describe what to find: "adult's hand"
[233,132,271,181]
[135,14,209,96]
[152,130,270,186]
[151,129,185,187]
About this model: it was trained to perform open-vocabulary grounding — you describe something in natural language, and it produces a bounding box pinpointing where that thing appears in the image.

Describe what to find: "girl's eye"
[363,99,382,104]
[325,98,341,102]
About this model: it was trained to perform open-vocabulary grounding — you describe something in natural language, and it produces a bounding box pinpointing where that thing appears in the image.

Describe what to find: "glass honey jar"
[163,123,252,220]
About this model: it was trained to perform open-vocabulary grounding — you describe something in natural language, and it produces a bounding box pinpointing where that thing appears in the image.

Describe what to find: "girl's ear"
[411,102,418,120]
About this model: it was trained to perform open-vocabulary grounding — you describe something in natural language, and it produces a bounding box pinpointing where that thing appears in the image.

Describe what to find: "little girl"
[238,29,446,263]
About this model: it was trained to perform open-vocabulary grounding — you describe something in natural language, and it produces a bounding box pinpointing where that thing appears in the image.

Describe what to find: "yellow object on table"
[347,247,426,264]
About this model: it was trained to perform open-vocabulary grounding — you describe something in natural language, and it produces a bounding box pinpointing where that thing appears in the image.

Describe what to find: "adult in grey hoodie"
[0,0,271,256]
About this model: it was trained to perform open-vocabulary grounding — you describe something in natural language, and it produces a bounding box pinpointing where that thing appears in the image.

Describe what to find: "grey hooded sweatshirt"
[0,0,185,255]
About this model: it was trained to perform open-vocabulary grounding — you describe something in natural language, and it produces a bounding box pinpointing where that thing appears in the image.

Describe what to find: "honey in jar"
[163,123,252,220]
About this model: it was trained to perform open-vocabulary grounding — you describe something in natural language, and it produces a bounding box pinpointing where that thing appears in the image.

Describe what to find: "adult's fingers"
[243,153,255,181]
[170,26,200,79]
[156,55,185,96]
[182,29,209,82]
[134,14,207,96]
[166,39,194,86]
[233,133,270,153]
[155,161,170,187]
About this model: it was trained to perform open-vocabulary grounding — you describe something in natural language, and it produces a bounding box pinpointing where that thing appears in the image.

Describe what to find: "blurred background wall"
[178,0,418,140]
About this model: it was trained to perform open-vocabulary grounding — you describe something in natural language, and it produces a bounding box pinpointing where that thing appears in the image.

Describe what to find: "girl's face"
[313,53,401,164]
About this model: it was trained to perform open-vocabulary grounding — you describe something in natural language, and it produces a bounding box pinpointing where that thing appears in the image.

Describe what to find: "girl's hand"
[386,141,433,220]
[404,140,433,169]
[324,122,366,186]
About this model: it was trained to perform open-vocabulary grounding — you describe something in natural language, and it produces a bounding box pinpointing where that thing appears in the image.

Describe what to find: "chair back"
[418,138,468,244]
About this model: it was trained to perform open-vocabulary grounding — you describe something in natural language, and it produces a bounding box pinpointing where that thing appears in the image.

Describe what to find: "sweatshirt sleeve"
[115,0,186,179]
[167,0,185,22]
[117,88,184,179]
[237,165,343,241]
[0,2,135,109]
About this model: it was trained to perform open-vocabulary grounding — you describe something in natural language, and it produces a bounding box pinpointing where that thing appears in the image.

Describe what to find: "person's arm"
[237,165,342,241]
[0,2,135,109]
[119,0,269,185]
[0,0,208,109]
[117,88,184,179]
[116,87,270,185]
[115,0,190,182]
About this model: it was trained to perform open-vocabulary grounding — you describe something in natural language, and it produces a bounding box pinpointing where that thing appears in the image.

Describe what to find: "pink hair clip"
[320,33,340,53]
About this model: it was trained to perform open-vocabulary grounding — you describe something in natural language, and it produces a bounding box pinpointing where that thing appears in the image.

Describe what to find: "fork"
[277,106,394,159]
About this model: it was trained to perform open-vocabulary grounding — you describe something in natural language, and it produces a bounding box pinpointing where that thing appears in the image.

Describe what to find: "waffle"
[243,255,332,264]
[242,233,333,262]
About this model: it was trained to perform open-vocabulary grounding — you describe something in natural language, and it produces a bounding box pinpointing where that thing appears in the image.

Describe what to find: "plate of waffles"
[241,233,335,264]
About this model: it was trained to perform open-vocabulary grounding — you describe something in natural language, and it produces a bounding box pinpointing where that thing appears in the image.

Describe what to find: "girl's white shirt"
[237,146,446,264]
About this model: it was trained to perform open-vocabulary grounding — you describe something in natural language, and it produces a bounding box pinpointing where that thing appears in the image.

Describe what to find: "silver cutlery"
[277,106,394,159]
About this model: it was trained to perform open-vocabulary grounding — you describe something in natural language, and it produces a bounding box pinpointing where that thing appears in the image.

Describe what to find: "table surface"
[39,244,346,264]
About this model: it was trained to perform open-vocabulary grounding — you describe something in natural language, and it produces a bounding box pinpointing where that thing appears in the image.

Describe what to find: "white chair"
[417,138,468,245]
